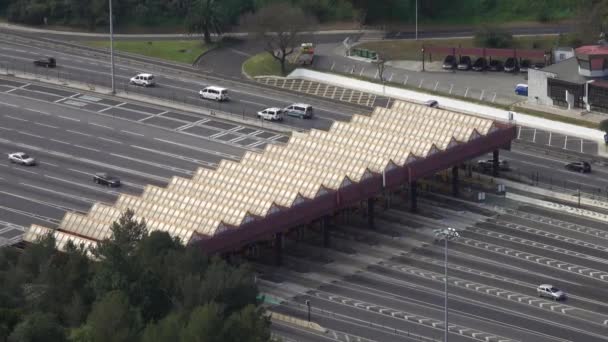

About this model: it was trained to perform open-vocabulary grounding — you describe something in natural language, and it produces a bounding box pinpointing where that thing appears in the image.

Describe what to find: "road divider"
[267,311,327,333]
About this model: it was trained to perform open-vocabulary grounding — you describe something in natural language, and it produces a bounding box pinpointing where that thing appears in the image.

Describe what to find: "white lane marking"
[20,183,96,204]
[88,122,114,130]
[0,101,18,108]
[130,145,216,167]
[0,189,82,213]
[0,126,12,131]
[58,115,80,122]
[24,108,50,116]
[154,138,240,160]
[73,145,100,152]
[98,137,123,144]
[18,131,44,139]
[4,115,28,122]
[44,174,120,195]
[66,129,92,137]
[121,130,144,136]
[50,138,71,145]
[110,153,193,175]
[40,161,58,167]
[67,168,144,189]
[34,122,59,129]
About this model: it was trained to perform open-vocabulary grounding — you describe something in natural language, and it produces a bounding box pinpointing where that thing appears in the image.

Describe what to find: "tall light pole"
[415,0,418,40]
[109,0,116,94]
[434,227,460,342]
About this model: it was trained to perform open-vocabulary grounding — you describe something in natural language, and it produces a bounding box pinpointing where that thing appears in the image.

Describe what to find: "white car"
[199,86,229,101]
[8,152,36,166]
[129,73,155,87]
[257,107,284,121]
[537,284,566,301]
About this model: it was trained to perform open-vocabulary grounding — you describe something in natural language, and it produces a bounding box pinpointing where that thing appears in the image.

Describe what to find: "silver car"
[537,284,566,300]
[8,152,36,166]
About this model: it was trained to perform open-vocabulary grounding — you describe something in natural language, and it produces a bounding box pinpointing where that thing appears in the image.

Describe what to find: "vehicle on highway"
[8,152,36,166]
[283,103,313,119]
[457,56,472,70]
[472,57,488,71]
[442,55,457,69]
[565,161,591,173]
[257,107,284,121]
[488,59,503,71]
[424,99,439,108]
[93,173,121,187]
[199,86,229,101]
[296,43,315,65]
[520,59,531,73]
[33,57,56,68]
[537,284,566,300]
[130,73,156,87]
[476,159,510,172]
[515,84,528,96]
[504,57,519,73]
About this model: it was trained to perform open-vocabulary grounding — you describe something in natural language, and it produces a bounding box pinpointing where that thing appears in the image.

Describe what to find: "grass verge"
[242,52,295,78]
[357,36,559,61]
[85,40,212,64]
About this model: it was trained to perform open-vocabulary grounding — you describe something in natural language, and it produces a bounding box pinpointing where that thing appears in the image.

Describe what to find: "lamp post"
[108,0,116,94]
[305,300,311,322]
[415,0,418,40]
[434,227,460,342]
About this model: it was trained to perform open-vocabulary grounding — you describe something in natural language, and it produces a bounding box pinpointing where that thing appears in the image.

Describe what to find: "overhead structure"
[23,101,516,254]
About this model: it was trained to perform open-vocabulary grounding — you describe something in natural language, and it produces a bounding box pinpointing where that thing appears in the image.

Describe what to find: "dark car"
[457,56,472,70]
[533,62,546,70]
[477,159,510,172]
[565,161,591,173]
[504,57,518,73]
[425,99,439,108]
[488,59,503,71]
[33,57,56,68]
[472,57,487,71]
[442,55,457,69]
[520,59,531,73]
[93,173,121,187]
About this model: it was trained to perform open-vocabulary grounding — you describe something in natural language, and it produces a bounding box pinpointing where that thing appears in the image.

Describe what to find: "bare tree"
[242,3,317,76]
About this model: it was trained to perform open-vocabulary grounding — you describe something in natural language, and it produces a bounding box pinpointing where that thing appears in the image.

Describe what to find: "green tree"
[8,312,67,342]
[140,313,182,342]
[599,119,608,133]
[186,0,252,44]
[222,305,270,342]
[181,303,224,342]
[86,291,141,342]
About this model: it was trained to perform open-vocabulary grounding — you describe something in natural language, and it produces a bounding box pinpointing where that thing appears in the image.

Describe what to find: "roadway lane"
[0,37,363,129]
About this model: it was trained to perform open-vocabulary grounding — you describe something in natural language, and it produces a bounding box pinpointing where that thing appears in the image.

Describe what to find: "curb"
[192,44,220,67]
[268,311,327,333]
[0,72,294,134]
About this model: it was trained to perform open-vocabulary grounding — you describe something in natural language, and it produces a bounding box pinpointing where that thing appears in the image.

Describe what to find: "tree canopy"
[0,210,269,341]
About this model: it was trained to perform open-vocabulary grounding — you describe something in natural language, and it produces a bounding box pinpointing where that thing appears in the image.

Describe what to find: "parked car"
[8,152,36,166]
[33,57,56,68]
[442,55,457,69]
[476,159,510,172]
[488,59,503,71]
[93,173,121,187]
[199,86,229,101]
[283,103,313,119]
[537,284,566,301]
[472,57,487,71]
[520,59,531,73]
[565,161,591,173]
[424,99,439,108]
[129,73,155,87]
[504,57,518,73]
[533,62,546,70]
[457,56,472,70]
[515,84,528,96]
[257,107,284,121]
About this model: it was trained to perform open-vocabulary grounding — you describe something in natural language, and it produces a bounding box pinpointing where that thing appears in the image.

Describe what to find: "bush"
[474,26,514,48]
[599,119,608,133]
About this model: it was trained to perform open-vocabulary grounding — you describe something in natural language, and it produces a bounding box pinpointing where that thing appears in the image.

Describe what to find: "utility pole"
[434,227,460,342]
[305,300,311,322]
[415,0,418,40]
[109,0,116,94]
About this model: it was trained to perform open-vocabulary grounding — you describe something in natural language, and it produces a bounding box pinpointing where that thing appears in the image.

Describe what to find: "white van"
[129,73,155,87]
[284,103,313,119]
[257,107,283,121]
[199,86,229,101]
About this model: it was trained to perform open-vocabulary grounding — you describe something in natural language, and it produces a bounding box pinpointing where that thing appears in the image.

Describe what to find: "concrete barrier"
[268,311,327,333]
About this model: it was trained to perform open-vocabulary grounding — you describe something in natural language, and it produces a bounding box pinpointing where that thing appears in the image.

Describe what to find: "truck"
[295,43,314,65]
[33,57,56,68]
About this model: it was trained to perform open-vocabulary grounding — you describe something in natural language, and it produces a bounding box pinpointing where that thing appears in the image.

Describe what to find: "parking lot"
[260,185,608,342]
[0,78,289,151]
[517,126,598,154]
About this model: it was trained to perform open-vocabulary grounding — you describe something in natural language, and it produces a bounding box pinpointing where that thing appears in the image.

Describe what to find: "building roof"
[541,57,588,84]
[575,45,608,56]
[23,101,513,253]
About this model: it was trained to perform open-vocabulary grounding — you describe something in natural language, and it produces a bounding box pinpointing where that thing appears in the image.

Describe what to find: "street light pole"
[109,0,116,94]
[415,0,418,40]
[305,300,311,322]
[434,227,459,342]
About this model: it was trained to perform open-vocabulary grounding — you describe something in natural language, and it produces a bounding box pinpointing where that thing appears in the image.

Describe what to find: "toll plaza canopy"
[23,101,516,254]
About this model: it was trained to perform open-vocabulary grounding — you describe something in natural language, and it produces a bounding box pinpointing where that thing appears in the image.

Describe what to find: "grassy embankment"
[242,52,295,77]
[85,40,212,64]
